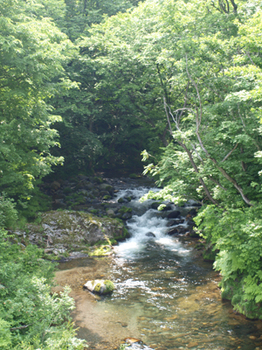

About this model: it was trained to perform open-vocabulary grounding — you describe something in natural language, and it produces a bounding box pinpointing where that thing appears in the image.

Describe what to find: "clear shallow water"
[58,183,262,350]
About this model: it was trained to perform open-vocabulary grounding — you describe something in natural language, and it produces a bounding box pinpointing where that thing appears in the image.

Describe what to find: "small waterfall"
[113,186,191,259]
[57,179,262,350]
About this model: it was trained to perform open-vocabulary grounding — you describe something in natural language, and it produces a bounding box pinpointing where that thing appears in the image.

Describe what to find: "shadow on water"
[55,182,262,350]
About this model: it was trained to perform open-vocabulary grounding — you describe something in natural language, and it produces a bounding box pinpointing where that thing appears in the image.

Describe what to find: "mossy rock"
[89,244,113,256]
[103,195,112,200]
[94,176,103,184]
[119,206,132,214]
[22,210,129,254]
[84,279,115,295]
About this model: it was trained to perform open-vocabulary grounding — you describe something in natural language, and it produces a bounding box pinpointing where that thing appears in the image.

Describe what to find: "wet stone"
[167,210,181,219]
[84,279,115,295]
[53,180,262,350]
[167,219,184,226]
[124,338,155,350]
[145,232,156,238]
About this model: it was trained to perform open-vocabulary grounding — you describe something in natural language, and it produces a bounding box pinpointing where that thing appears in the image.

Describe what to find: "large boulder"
[19,210,129,254]
[84,279,115,295]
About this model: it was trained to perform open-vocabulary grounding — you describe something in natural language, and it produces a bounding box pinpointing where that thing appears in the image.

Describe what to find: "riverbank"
[51,181,262,350]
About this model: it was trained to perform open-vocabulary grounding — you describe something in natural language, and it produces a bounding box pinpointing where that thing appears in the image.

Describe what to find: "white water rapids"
[114,186,191,259]
[57,180,262,350]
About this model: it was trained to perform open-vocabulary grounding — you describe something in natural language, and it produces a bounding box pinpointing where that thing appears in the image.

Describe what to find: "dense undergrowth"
[0,197,87,349]
[195,204,262,319]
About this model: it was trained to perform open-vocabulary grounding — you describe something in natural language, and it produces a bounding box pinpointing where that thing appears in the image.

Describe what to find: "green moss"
[119,206,132,214]
[103,195,111,200]
[94,176,103,184]
[104,280,115,293]
[94,283,102,292]
[90,209,98,214]
[89,245,112,256]
[111,226,130,241]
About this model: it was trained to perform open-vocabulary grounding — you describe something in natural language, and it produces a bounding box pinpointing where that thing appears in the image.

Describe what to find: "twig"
[221,143,238,162]
[11,324,32,331]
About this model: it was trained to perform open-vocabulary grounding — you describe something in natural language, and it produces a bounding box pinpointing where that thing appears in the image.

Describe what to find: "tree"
[0,0,74,214]
[58,0,142,41]
[50,13,165,174]
[121,0,262,318]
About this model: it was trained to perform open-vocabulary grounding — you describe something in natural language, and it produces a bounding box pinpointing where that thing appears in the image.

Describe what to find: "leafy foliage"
[2,0,262,324]
[195,204,262,318]
[114,0,262,318]
[0,229,87,349]
[0,0,75,215]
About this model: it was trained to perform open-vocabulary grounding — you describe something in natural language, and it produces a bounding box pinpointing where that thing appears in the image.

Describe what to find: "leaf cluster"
[0,229,87,349]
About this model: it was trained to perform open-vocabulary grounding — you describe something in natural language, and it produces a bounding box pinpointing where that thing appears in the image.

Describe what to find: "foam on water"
[114,186,192,259]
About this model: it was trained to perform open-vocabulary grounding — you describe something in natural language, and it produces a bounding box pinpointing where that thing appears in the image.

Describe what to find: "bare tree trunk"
[185,57,252,207]
[163,98,219,206]
[229,0,238,13]
[180,142,220,206]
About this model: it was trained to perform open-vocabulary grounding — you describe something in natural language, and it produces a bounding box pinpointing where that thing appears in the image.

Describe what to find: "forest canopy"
[1,0,262,347]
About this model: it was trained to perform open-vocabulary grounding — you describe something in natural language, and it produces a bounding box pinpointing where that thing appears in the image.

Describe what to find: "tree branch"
[185,55,252,206]
[163,97,173,134]
[163,98,219,206]
[11,324,32,331]
[244,50,255,65]
[208,175,228,191]
[179,141,220,206]
[221,143,238,162]
[229,0,238,13]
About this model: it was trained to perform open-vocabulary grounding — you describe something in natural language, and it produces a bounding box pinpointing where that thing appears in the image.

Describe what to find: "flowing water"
[56,181,262,350]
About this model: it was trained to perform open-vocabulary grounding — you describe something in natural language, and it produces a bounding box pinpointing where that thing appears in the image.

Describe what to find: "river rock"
[99,183,114,194]
[106,208,115,217]
[167,210,181,219]
[117,206,133,220]
[167,219,184,226]
[17,210,129,254]
[84,279,115,294]
[167,225,187,236]
[187,208,198,216]
[125,338,141,345]
[145,232,156,238]
[118,196,132,203]
[124,338,155,350]
[160,203,173,211]
[120,212,132,220]
[151,202,161,210]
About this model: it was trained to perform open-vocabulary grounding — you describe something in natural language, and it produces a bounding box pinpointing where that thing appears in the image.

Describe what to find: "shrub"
[195,204,262,319]
[0,229,87,349]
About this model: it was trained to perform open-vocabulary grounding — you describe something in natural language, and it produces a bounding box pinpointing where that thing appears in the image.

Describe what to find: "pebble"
[125,338,141,344]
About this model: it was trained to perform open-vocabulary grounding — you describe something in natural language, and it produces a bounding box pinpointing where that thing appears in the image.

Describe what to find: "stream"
[55,180,262,350]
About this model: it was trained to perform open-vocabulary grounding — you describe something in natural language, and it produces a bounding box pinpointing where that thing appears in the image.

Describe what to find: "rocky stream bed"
[11,175,262,350]
[12,175,198,259]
